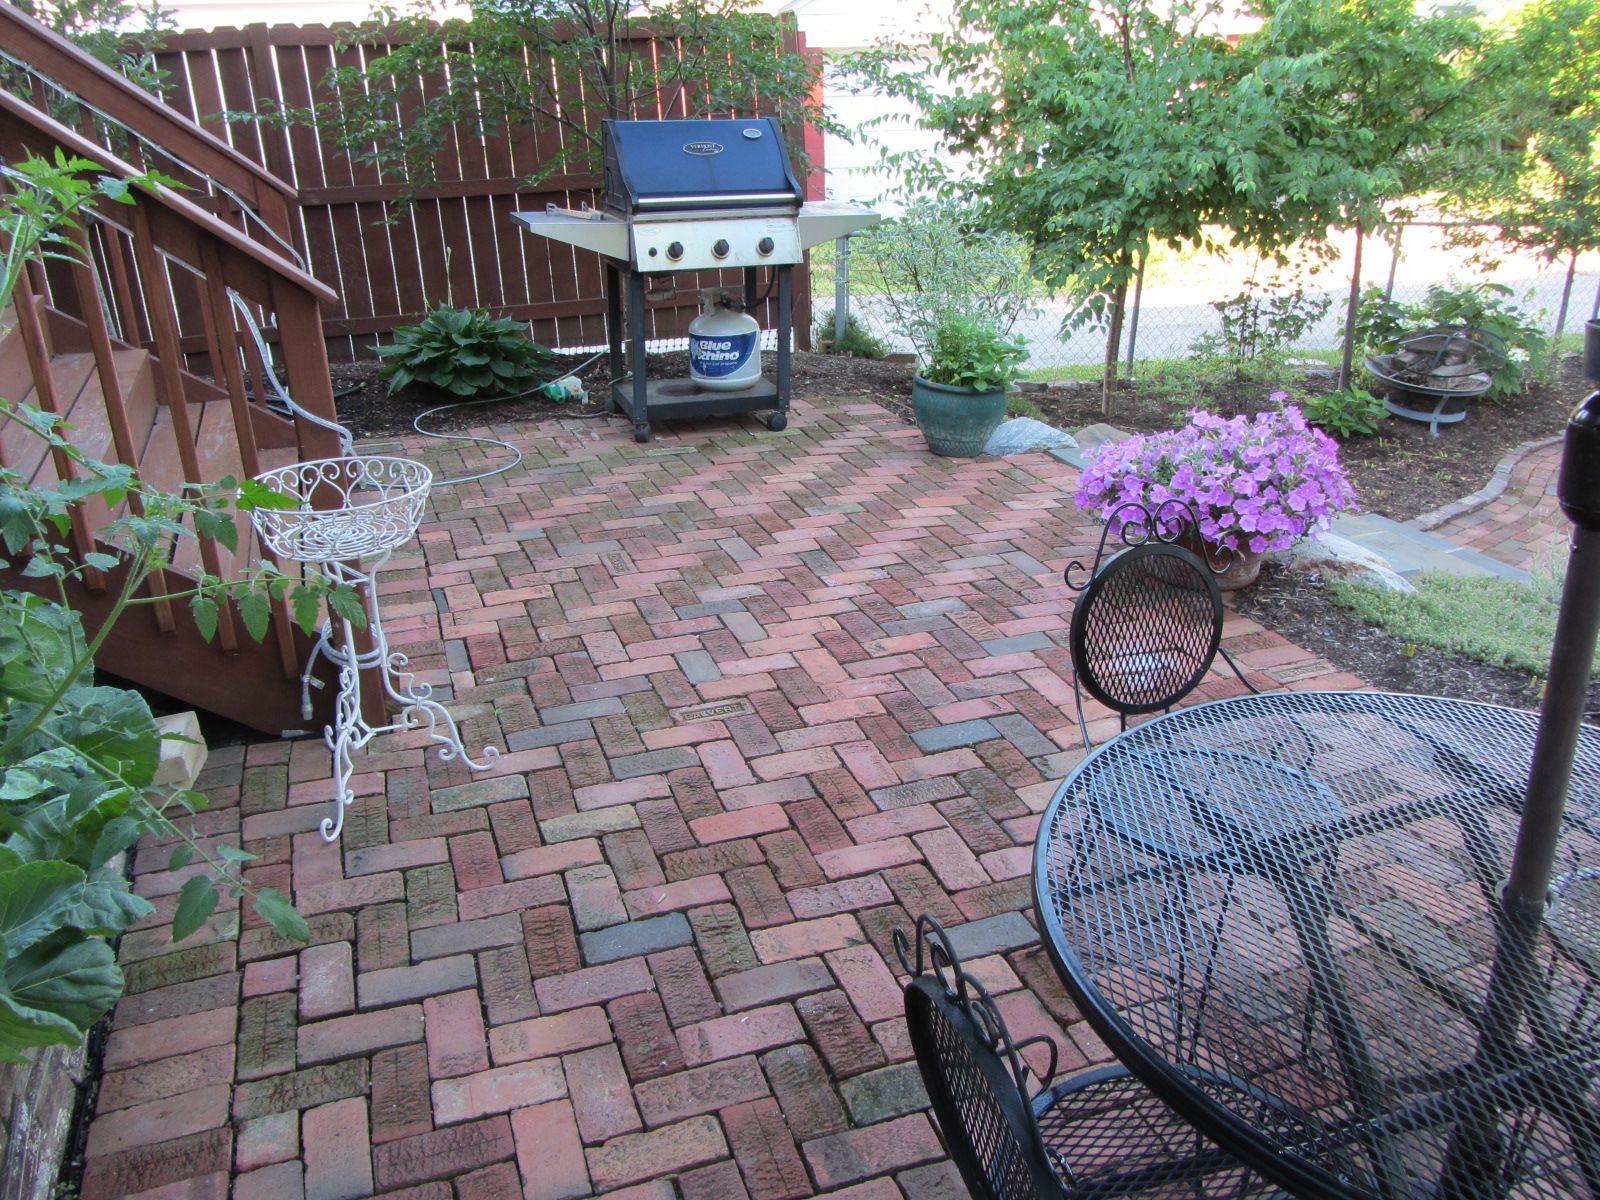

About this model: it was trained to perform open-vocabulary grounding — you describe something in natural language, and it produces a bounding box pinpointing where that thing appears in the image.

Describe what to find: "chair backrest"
[899,918,1066,1200]
[1070,543,1223,717]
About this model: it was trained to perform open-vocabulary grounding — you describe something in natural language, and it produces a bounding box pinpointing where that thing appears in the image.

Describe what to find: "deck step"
[0,296,51,427]
[1,351,97,484]
[0,298,324,735]
[31,349,156,484]
[145,400,300,580]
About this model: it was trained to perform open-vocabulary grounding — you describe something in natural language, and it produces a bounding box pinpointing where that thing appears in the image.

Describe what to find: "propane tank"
[688,289,761,391]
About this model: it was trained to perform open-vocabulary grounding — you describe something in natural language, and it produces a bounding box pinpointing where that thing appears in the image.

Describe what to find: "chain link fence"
[820,224,1600,379]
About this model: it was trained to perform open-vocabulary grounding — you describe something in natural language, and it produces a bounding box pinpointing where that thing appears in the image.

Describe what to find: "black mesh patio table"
[1032,690,1600,1200]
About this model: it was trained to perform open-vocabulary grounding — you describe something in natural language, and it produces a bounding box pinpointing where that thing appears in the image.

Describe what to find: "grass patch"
[1018,363,1107,382]
[1007,392,1045,420]
[1555,329,1587,356]
[1018,347,1346,385]
[1328,566,1597,678]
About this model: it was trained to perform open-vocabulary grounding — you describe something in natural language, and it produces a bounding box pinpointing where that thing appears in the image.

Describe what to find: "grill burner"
[513,118,878,441]
[1365,325,1506,437]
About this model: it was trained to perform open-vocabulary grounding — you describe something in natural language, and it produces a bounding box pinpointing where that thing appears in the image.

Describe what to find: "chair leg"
[1074,677,1093,752]
[1218,645,1261,694]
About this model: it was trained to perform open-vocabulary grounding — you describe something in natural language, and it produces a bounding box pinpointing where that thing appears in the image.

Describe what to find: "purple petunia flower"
[1073,405,1359,553]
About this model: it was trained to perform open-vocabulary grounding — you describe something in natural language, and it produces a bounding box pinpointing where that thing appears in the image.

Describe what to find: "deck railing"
[0,3,301,257]
[0,50,353,729]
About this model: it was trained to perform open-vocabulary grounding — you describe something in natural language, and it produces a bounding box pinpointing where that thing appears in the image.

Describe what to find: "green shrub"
[850,198,1038,358]
[377,306,554,398]
[814,310,889,360]
[1298,386,1388,439]
[1174,270,1331,414]
[1211,277,1333,362]
[921,316,1028,392]
[1329,566,1592,678]
[1357,282,1549,402]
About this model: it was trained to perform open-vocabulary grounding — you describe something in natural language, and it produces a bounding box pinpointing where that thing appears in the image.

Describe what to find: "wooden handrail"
[0,90,336,305]
[0,4,297,209]
[0,29,357,724]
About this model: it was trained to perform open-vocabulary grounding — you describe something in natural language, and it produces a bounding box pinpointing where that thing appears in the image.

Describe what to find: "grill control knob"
[666,241,684,261]
[757,237,775,255]
[712,238,730,258]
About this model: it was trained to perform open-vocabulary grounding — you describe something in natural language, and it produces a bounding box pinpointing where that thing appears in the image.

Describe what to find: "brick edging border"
[1408,434,1565,532]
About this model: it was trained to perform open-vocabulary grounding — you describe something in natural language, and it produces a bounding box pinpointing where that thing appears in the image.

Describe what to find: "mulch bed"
[328,344,1592,713]
[333,350,915,441]
[1023,357,1588,523]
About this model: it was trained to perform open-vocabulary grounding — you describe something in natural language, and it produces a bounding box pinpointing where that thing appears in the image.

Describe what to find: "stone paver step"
[1334,512,1532,583]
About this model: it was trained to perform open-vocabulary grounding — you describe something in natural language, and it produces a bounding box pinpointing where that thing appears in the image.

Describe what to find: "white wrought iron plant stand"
[250,456,498,841]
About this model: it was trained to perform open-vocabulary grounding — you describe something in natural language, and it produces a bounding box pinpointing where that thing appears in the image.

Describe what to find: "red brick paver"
[1428,440,1567,572]
[84,397,1350,1199]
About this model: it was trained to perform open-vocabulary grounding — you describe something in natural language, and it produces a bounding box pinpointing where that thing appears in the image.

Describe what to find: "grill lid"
[603,118,804,215]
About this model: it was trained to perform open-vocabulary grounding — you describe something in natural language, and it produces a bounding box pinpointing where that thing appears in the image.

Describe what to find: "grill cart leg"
[627,271,651,442]
[605,262,624,414]
[769,264,791,432]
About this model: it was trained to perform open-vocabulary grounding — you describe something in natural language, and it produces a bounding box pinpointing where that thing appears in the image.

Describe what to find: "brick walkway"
[1427,441,1567,573]
[84,397,1356,1200]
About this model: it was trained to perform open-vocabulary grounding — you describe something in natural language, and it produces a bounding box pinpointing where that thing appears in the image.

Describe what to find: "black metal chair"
[1064,502,1258,751]
[898,915,1290,1199]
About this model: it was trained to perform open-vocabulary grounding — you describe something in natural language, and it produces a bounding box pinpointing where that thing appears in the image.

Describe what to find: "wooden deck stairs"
[0,8,357,734]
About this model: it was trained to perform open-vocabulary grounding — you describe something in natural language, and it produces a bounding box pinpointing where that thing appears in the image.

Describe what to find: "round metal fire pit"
[1365,324,1506,436]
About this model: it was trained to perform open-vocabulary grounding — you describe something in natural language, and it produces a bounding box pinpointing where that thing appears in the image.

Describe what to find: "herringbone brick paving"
[85,396,1360,1200]
[1428,441,1566,573]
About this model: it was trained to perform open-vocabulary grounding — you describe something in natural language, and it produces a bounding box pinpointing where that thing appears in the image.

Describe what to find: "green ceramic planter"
[911,375,1008,457]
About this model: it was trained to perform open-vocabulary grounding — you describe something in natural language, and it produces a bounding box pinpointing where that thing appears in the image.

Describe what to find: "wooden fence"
[144,21,817,360]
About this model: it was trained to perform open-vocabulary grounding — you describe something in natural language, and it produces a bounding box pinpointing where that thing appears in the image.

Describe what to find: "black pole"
[1436,322,1600,1198]
[1506,319,1600,913]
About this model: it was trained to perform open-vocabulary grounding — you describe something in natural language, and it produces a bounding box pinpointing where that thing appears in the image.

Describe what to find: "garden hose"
[412,351,611,486]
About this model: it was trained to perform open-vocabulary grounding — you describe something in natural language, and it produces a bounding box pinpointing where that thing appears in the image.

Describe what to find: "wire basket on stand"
[251,456,432,562]
[250,455,498,841]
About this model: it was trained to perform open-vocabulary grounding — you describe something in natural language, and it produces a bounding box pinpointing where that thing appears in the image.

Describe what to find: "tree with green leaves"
[850,0,1273,410]
[6,0,173,93]
[1241,0,1482,385]
[252,0,832,193]
[1437,0,1599,350]
[846,0,1480,410]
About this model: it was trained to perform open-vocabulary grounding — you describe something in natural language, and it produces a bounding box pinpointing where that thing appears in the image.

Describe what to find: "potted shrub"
[1073,402,1358,589]
[912,316,1028,457]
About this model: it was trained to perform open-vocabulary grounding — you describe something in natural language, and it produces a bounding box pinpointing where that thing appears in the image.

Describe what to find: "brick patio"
[84,396,1359,1200]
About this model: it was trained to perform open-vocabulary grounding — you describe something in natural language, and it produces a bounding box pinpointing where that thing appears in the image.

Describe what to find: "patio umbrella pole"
[1437,325,1600,1198]
[1507,322,1600,909]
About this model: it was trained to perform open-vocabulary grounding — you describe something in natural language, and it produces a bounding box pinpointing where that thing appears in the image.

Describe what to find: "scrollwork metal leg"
[307,555,499,842]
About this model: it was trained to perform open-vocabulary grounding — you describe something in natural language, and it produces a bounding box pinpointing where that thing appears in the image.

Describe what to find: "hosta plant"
[377,305,554,399]
[1299,386,1389,440]
[1075,402,1359,555]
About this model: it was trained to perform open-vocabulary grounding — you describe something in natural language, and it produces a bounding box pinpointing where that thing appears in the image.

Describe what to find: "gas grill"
[513,117,878,441]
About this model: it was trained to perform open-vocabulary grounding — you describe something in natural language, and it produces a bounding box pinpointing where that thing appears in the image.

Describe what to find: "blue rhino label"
[689,330,758,379]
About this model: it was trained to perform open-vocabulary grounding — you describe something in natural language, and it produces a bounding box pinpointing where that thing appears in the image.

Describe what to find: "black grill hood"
[603,118,805,215]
